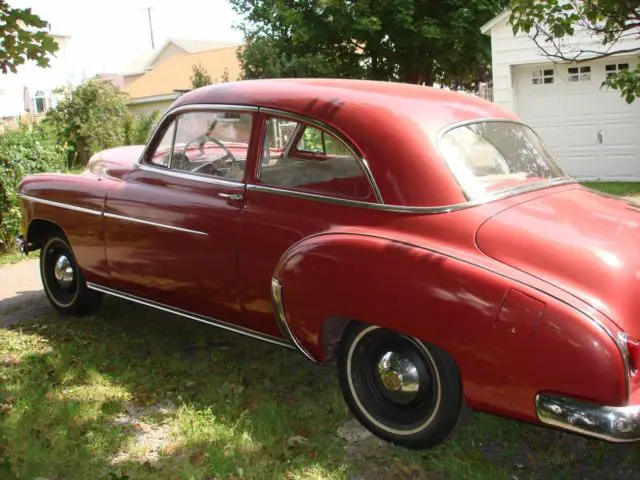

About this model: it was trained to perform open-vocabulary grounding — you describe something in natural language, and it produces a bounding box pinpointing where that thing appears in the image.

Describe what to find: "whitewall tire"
[337,323,463,449]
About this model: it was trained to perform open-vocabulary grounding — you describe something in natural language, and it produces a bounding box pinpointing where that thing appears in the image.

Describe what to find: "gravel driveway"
[0,258,50,327]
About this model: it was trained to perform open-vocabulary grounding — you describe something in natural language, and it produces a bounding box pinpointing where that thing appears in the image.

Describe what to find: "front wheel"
[337,323,463,449]
[40,234,102,316]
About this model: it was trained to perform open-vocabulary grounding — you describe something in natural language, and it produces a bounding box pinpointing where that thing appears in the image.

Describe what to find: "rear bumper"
[536,393,640,442]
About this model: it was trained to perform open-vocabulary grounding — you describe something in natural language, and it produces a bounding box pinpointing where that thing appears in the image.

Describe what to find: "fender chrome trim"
[87,283,295,350]
[103,212,208,236]
[271,277,320,364]
[17,194,103,216]
[536,393,640,442]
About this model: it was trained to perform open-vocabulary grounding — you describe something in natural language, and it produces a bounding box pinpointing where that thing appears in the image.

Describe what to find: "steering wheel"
[183,134,238,176]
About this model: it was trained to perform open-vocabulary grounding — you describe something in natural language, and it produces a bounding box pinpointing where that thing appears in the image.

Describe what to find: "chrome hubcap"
[376,351,420,404]
[53,254,74,286]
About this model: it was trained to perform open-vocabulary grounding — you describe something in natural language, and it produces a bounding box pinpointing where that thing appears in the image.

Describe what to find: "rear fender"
[272,232,626,422]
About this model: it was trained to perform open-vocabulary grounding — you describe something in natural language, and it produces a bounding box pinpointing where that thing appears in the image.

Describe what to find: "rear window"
[439,121,568,200]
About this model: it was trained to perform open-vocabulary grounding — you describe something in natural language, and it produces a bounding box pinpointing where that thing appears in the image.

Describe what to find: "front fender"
[273,232,626,423]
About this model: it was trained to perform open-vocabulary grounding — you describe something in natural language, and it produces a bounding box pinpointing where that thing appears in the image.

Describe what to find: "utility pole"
[139,6,157,49]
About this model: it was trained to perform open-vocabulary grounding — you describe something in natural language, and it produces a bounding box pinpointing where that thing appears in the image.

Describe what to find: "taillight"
[619,333,640,374]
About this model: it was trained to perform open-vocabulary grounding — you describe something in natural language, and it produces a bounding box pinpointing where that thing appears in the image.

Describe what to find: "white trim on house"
[480,10,511,35]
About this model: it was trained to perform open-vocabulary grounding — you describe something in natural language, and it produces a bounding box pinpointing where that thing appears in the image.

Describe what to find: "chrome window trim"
[258,107,384,204]
[246,177,577,214]
[87,283,295,350]
[434,117,574,202]
[271,277,319,363]
[103,211,207,236]
[17,194,103,216]
[138,163,246,188]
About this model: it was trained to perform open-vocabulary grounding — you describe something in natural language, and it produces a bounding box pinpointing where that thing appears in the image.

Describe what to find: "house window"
[568,66,591,82]
[34,90,47,114]
[532,69,554,85]
[606,63,630,79]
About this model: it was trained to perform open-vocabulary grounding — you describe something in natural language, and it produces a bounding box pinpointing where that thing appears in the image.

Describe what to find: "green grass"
[0,251,39,266]
[581,181,640,197]
[1,298,639,480]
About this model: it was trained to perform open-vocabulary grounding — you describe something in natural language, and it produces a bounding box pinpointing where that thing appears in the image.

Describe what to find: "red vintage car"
[16,78,640,449]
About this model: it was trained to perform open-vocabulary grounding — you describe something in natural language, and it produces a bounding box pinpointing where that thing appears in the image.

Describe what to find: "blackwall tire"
[337,322,463,449]
[40,235,102,316]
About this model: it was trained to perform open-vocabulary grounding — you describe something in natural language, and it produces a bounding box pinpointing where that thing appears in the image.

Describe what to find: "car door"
[237,110,381,337]
[103,106,258,324]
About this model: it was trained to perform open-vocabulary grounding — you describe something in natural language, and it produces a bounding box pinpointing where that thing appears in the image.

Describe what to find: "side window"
[148,120,176,167]
[148,110,253,181]
[258,117,375,201]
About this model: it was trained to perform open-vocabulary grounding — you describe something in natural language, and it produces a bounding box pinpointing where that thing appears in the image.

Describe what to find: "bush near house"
[45,79,161,169]
[0,121,65,253]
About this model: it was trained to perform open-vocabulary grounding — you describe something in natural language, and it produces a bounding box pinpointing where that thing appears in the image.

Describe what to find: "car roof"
[171,78,520,207]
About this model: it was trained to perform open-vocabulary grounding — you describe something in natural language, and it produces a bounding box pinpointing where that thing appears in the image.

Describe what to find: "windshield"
[439,121,569,200]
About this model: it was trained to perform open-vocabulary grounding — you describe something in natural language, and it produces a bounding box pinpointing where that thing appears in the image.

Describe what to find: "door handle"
[218,192,243,201]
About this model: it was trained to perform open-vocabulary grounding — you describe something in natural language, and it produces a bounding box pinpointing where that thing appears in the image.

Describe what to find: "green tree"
[190,62,213,88]
[230,0,507,89]
[45,79,129,168]
[123,110,161,145]
[0,1,59,73]
[510,0,640,103]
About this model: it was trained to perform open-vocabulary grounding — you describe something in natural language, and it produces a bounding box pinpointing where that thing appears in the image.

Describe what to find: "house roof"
[122,45,243,100]
[480,9,511,35]
[121,38,243,76]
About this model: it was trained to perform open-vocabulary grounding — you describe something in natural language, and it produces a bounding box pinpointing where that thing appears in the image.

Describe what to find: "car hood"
[86,145,145,176]
[476,186,640,335]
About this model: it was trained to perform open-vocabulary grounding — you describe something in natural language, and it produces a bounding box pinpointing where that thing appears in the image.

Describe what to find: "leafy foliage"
[190,63,213,88]
[123,110,161,146]
[0,121,65,252]
[510,0,640,103]
[0,1,59,73]
[45,79,129,168]
[231,0,507,89]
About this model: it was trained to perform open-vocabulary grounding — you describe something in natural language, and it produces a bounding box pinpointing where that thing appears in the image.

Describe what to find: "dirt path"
[0,258,50,327]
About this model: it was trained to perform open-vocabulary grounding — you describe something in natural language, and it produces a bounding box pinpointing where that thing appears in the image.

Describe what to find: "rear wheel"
[40,235,102,316]
[337,323,463,449]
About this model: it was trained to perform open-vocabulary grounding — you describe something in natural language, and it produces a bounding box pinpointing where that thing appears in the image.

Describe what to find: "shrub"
[45,79,129,168]
[123,110,161,145]
[0,121,66,252]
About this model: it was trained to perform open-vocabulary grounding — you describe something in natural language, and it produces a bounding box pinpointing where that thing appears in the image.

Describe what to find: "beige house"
[121,38,243,117]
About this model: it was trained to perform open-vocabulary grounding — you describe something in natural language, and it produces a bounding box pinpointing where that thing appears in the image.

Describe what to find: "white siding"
[489,19,640,113]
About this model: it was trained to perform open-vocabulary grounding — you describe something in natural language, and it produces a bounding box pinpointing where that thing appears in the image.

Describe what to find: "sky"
[9,0,245,81]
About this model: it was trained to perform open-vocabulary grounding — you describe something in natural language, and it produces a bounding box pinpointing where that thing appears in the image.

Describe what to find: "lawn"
[1,297,640,480]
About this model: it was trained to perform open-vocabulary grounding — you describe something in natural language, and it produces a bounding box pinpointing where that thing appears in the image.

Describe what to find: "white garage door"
[514,56,640,179]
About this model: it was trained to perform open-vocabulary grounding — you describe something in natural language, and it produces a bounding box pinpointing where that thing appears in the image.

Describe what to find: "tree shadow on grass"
[1,296,640,479]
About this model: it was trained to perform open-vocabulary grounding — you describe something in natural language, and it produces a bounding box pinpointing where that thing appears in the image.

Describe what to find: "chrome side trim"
[138,163,245,188]
[259,107,384,204]
[87,282,296,350]
[17,194,103,217]
[535,393,640,442]
[246,177,577,214]
[270,277,320,364]
[103,211,208,236]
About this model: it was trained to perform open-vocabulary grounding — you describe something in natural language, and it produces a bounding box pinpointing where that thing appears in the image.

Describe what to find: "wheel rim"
[43,240,79,307]
[346,326,442,436]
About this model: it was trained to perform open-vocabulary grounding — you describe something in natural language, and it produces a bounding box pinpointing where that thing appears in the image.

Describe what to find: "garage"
[481,10,640,181]
[514,56,640,179]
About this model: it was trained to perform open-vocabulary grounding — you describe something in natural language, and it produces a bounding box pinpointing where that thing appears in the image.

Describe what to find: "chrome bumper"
[16,235,26,254]
[536,393,640,442]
